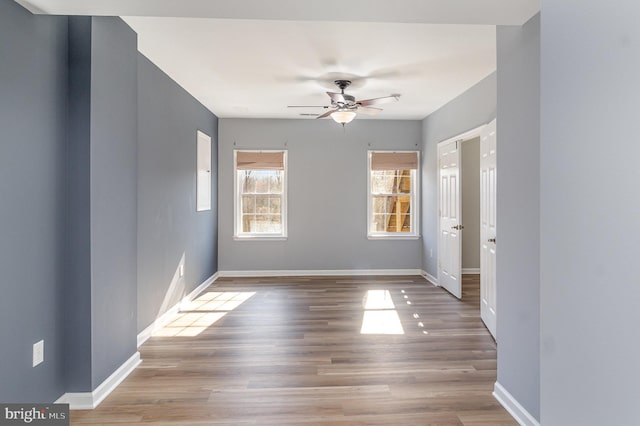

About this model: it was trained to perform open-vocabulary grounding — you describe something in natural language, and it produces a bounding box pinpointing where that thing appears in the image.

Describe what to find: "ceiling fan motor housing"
[342,94,356,103]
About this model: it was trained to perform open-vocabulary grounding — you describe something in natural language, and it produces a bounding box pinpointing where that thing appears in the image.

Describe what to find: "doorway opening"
[436,120,496,339]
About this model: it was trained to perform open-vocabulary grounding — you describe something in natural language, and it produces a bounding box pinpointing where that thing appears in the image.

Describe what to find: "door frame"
[436,124,486,292]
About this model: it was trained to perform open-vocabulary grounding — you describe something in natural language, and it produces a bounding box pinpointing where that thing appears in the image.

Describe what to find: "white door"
[480,119,497,339]
[438,139,462,299]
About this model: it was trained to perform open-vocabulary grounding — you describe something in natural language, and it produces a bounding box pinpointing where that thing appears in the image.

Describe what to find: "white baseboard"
[56,352,141,410]
[493,382,540,426]
[137,272,219,347]
[217,269,423,278]
[137,302,180,348]
[462,268,480,274]
[420,270,439,286]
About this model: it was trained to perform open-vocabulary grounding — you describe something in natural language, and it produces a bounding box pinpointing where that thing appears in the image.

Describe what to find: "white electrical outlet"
[33,340,44,367]
[430,249,433,258]
[179,264,184,277]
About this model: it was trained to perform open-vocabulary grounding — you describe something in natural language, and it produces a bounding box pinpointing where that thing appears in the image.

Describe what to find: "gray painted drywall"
[137,54,218,333]
[0,5,217,400]
[540,3,640,424]
[461,137,480,269]
[66,16,139,390]
[89,17,138,387]
[496,14,540,421]
[218,119,422,271]
[421,73,496,277]
[0,0,68,402]
[66,16,93,392]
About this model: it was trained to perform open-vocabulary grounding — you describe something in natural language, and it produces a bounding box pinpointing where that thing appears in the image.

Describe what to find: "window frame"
[367,150,420,240]
[233,149,288,241]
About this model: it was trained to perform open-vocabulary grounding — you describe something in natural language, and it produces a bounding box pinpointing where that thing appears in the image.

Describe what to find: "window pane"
[397,171,412,193]
[269,197,281,214]
[254,172,270,194]
[242,195,255,214]
[371,214,387,232]
[241,171,256,193]
[371,197,412,233]
[252,215,270,232]
[255,195,269,214]
[371,173,386,193]
[372,196,388,214]
[269,174,283,193]
[369,156,417,236]
[400,214,411,232]
[241,214,283,234]
[386,175,398,193]
[270,214,282,228]
[242,214,254,232]
[236,151,287,238]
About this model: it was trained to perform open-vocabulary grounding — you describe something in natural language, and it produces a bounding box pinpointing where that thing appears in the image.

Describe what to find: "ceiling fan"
[288,80,400,126]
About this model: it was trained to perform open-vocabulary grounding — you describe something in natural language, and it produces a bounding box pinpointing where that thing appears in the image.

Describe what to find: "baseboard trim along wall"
[493,382,540,426]
[217,269,423,278]
[462,268,481,274]
[56,352,141,410]
[137,272,219,347]
[420,270,439,286]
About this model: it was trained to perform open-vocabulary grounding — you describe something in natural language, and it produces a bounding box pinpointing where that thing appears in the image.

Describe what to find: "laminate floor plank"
[70,275,515,425]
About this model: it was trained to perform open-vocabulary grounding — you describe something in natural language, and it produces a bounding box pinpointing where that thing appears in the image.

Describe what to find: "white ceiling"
[17,0,539,120]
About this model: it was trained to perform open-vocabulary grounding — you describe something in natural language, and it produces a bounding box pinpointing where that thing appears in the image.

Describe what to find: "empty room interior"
[2,1,640,425]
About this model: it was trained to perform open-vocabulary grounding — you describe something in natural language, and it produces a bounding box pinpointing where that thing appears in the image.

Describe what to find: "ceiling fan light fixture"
[330,110,356,124]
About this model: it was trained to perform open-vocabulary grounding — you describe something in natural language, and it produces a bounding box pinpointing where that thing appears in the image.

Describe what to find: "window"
[368,151,420,239]
[196,131,212,211]
[234,150,287,239]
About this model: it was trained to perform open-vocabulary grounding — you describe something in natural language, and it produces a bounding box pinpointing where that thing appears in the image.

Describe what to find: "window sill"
[367,234,421,241]
[233,235,288,241]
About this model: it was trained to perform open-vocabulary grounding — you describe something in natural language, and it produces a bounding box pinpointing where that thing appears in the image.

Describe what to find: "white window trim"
[233,149,288,241]
[367,150,421,240]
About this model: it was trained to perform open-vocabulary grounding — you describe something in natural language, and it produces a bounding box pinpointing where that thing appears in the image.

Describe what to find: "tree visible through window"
[234,151,287,239]
[368,151,419,238]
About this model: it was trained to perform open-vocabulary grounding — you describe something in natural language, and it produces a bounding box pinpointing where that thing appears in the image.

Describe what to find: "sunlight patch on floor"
[154,291,256,337]
[361,310,404,335]
[360,289,405,335]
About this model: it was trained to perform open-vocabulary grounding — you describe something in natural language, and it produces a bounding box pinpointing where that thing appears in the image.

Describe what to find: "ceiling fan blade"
[316,109,337,119]
[327,92,346,103]
[357,106,383,115]
[358,95,400,107]
[287,105,330,108]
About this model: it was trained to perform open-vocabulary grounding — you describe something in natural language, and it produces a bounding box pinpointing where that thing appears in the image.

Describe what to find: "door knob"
[451,225,464,230]
[488,238,496,243]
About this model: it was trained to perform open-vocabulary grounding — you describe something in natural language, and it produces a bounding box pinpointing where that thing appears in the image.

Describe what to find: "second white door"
[438,139,462,299]
[480,119,497,339]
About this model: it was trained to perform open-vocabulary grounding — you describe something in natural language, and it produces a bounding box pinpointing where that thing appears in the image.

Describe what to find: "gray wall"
[137,55,218,333]
[496,13,540,421]
[66,16,140,390]
[540,3,640,424]
[89,17,139,387]
[421,73,496,277]
[0,0,68,402]
[66,16,93,392]
[461,137,480,270]
[218,119,422,271]
[0,3,219,401]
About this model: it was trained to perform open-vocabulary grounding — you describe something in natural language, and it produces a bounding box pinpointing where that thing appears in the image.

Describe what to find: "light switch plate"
[33,340,44,367]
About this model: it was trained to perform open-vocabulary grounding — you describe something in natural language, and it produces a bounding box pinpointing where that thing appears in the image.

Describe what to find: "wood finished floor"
[71,275,515,425]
